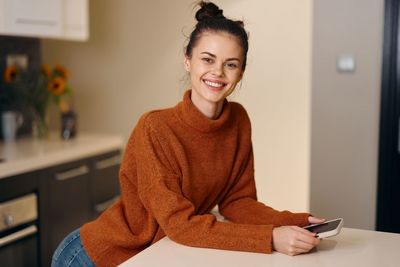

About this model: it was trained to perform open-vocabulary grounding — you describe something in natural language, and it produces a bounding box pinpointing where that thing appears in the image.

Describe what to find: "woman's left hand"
[308,216,325,225]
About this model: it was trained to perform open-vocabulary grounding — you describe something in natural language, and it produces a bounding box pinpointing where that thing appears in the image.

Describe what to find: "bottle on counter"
[59,96,77,140]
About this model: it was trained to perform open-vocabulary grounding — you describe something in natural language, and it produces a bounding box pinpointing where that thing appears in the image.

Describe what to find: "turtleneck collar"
[175,90,232,133]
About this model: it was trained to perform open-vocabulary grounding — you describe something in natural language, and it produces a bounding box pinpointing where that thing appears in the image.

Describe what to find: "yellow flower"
[48,77,66,96]
[41,64,52,78]
[54,64,68,79]
[4,65,18,83]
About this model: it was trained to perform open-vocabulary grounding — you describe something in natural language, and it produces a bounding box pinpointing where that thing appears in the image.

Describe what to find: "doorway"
[376,0,400,233]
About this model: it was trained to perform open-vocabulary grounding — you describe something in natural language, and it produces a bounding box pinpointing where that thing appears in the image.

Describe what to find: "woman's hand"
[308,216,326,225]
[272,226,320,256]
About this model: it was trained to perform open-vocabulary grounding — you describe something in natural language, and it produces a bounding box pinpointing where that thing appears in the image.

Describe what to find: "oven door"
[0,225,38,267]
[0,193,39,267]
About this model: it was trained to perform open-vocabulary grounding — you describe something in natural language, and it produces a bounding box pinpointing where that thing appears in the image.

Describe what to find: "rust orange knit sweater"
[80,90,310,266]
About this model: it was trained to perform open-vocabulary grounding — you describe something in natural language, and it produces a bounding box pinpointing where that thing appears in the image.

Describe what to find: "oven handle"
[0,225,37,248]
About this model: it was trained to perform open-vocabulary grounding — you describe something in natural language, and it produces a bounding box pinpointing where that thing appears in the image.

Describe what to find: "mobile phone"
[303,218,343,238]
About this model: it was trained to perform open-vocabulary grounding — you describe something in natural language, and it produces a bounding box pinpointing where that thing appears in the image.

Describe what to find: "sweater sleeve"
[218,145,310,227]
[134,115,274,254]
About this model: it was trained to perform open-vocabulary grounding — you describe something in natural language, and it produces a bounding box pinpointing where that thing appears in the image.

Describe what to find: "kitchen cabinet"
[39,158,91,267]
[0,172,39,267]
[0,133,123,266]
[0,171,38,203]
[62,0,89,41]
[0,0,88,41]
[2,0,62,38]
[90,151,121,219]
[39,150,121,267]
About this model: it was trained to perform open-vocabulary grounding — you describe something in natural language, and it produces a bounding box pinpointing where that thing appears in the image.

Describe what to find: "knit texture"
[80,90,310,266]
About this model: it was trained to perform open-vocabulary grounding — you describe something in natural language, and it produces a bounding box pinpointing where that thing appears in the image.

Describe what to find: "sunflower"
[54,64,68,79]
[4,65,18,83]
[48,76,66,96]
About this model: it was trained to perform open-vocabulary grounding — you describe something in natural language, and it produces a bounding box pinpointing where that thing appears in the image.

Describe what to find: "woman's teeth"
[204,80,224,88]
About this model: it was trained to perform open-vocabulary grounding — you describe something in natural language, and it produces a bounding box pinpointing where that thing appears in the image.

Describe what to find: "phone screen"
[305,219,341,234]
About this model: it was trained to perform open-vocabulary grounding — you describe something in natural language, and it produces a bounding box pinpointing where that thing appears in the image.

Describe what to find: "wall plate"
[6,54,28,69]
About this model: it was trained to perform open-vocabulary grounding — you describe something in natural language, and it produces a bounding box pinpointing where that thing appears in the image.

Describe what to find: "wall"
[310,0,383,229]
[42,0,190,136]
[42,0,312,212]
[221,0,312,212]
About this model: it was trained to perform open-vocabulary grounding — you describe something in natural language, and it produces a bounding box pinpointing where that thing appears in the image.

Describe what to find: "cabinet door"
[40,160,91,267]
[62,0,89,41]
[3,0,62,38]
[0,172,38,202]
[90,151,121,219]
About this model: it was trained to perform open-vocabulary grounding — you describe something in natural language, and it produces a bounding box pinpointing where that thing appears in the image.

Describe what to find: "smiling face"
[184,31,245,117]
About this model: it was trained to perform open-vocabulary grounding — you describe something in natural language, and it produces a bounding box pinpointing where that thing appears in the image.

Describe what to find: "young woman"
[52,2,324,266]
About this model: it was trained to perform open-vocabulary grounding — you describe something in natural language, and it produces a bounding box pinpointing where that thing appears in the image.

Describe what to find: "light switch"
[337,55,356,73]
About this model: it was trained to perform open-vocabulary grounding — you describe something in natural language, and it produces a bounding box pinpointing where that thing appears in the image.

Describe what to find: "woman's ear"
[183,56,191,72]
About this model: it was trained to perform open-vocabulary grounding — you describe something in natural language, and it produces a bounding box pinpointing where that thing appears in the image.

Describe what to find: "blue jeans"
[51,228,95,267]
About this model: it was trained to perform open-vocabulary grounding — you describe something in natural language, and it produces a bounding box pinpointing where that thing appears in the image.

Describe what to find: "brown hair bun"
[195,1,225,22]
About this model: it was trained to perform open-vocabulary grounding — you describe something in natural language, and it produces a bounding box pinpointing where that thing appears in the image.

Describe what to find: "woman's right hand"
[272,226,320,256]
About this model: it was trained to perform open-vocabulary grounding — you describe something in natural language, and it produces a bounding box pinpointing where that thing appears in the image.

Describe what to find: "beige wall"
[43,0,312,212]
[43,0,191,137]
[223,0,312,212]
[310,0,383,229]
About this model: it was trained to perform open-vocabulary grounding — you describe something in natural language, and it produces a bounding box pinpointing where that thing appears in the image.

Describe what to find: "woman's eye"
[226,62,238,69]
[202,58,213,63]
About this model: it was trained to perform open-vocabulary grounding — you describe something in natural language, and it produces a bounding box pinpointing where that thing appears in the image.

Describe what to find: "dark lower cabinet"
[90,151,121,219]
[40,159,92,267]
[38,150,121,267]
[0,150,121,266]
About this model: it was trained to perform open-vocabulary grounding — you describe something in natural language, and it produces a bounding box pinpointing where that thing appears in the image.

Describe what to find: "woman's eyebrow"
[201,52,216,58]
[200,52,241,62]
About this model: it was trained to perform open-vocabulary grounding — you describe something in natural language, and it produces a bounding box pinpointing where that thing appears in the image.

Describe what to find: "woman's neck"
[190,92,224,119]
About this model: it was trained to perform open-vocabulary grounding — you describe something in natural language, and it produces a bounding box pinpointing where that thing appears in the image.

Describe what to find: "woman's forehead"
[193,31,244,58]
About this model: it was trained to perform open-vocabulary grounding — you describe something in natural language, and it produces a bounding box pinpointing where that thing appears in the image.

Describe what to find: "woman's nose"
[211,64,224,76]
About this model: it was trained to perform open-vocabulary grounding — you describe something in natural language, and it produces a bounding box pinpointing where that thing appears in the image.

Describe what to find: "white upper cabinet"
[3,0,63,38]
[62,0,89,41]
[0,0,5,33]
[0,0,88,41]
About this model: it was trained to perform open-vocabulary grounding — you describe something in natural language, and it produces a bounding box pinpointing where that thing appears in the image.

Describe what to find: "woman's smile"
[203,79,227,91]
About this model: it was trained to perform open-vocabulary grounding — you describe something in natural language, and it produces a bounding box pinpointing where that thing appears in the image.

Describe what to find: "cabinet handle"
[94,195,120,213]
[55,165,89,181]
[16,18,58,26]
[0,225,37,248]
[95,155,121,170]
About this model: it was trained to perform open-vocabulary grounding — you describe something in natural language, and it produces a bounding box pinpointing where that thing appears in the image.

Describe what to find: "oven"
[0,193,39,267]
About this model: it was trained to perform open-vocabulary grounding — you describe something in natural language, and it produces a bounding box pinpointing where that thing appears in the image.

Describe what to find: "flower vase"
[32,112,49,139]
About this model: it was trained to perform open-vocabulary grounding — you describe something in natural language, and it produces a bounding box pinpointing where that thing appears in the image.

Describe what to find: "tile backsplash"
[0,36,42,139]
[0,36,41,71]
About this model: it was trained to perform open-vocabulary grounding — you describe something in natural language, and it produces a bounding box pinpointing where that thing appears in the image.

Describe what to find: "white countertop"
[0,132,124,179]
[119,228,400,267]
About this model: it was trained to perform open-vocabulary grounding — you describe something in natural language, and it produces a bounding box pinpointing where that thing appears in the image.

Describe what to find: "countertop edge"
[0,133,125,179]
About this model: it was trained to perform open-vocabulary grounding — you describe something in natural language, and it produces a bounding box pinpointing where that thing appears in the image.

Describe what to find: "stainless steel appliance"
[0,193,38,267]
